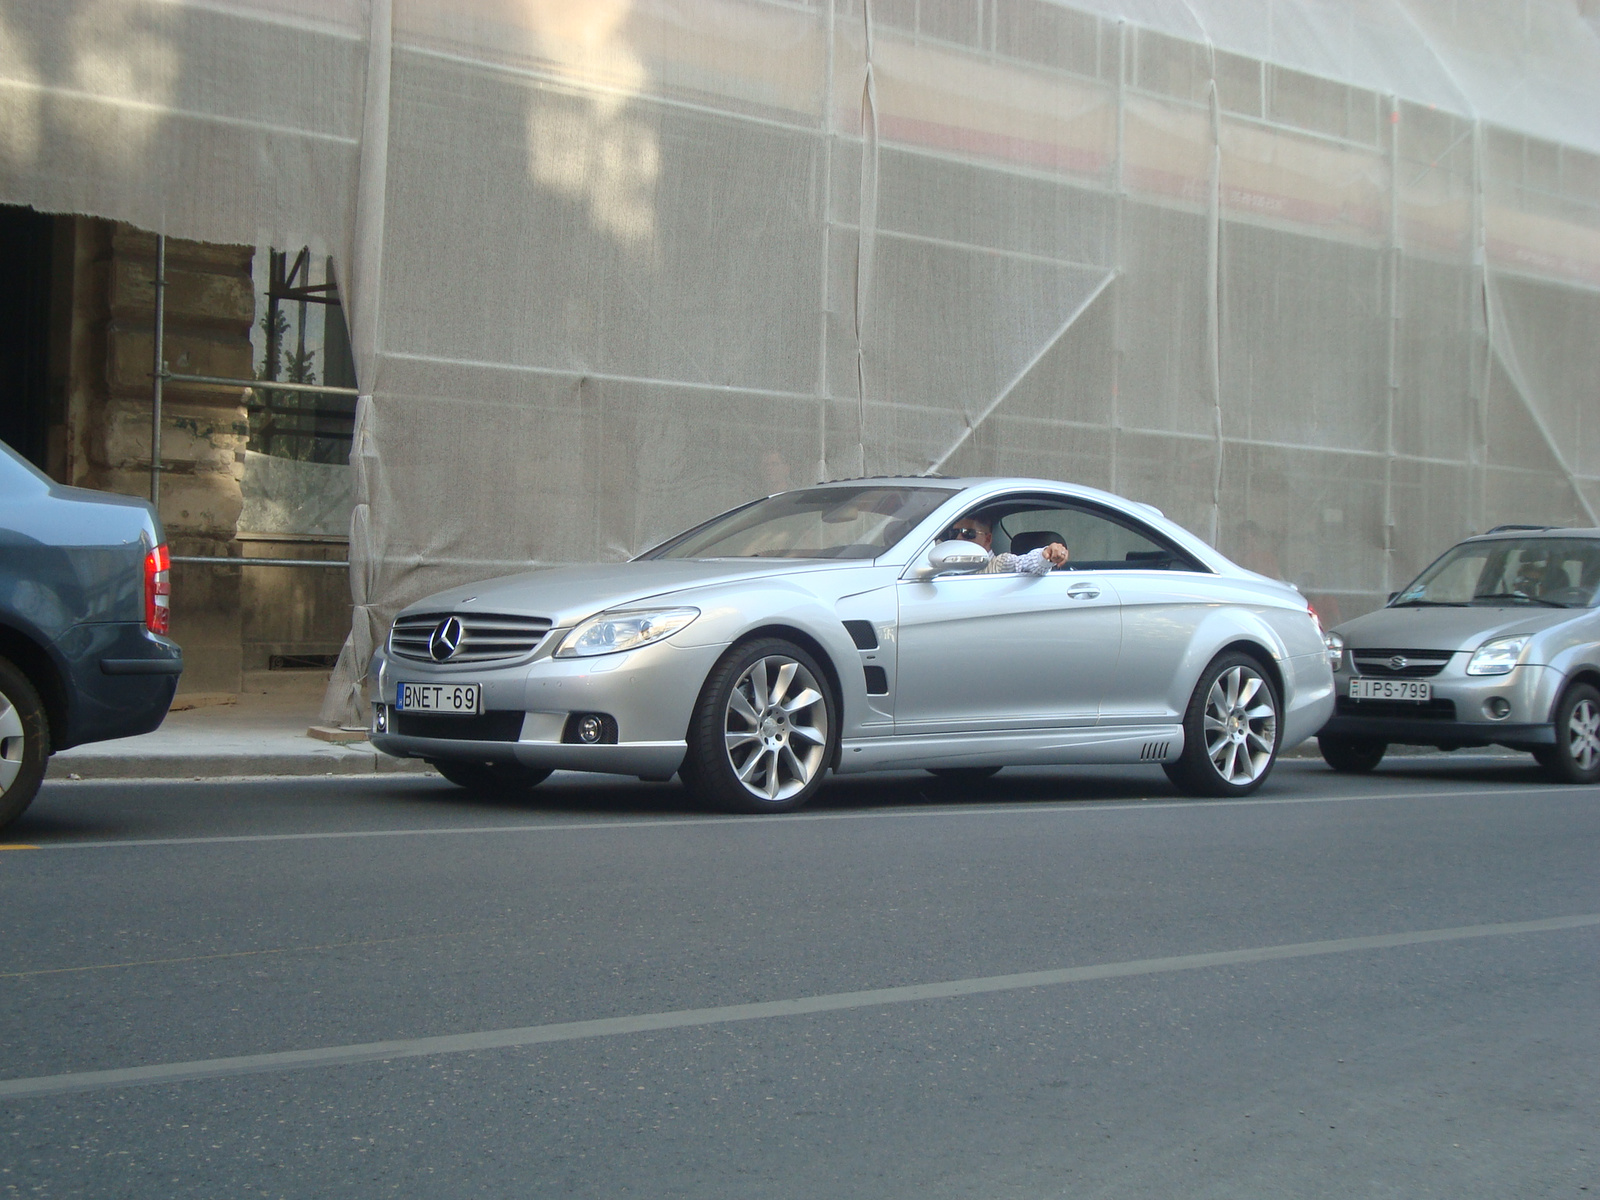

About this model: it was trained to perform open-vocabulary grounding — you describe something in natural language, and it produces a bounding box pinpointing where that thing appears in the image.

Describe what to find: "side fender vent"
[1140,741,1171,761]
[863,665,889,695]
[843,620,878,650]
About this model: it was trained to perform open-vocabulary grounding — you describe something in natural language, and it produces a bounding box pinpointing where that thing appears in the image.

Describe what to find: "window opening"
[250,248,357,464]
[950,497,1204,572]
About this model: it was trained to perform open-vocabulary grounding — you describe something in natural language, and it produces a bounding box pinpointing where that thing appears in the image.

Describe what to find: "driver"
[1514,557,1549,598]
[943,514,1068,576]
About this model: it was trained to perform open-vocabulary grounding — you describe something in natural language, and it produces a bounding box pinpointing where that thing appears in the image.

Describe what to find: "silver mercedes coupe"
[367,477,1336,811]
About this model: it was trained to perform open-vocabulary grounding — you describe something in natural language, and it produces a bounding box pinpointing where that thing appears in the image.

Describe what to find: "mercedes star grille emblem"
[429,617,464,662]
[1389,655,1408,671]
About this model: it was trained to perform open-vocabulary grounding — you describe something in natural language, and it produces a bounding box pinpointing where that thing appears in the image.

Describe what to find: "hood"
[1335,603,1585,653]
[398,558,852,627]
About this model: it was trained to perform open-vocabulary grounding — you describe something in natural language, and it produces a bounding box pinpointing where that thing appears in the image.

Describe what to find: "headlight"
[1308,605,1343,669]
[1466,635,1528,676]
[555,607,699,658]
[1324,630,1345,669]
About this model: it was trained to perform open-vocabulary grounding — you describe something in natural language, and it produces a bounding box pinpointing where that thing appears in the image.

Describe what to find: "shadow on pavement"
[11,753,1577,847]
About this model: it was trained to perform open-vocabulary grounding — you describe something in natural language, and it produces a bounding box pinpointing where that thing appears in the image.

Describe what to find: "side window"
[997,504,1199,571]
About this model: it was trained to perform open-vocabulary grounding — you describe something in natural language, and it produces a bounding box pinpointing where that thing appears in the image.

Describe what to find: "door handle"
[1066,584,1101,600]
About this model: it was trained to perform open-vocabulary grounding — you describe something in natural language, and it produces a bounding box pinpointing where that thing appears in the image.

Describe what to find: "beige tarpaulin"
[2,0,1598,723]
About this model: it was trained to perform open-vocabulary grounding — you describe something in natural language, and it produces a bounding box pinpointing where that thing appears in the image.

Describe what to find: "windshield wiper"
[1471,592,1566,608]
[1389,599,1465,607]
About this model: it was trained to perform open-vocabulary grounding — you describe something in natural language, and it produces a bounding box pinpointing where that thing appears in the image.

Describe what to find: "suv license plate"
[397,682,481,714]
[1350,679,1430,702]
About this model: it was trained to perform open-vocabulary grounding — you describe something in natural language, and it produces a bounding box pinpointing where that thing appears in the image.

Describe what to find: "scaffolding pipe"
[170,556,349,568]
[162,372,359,397]
[150,234,165,507]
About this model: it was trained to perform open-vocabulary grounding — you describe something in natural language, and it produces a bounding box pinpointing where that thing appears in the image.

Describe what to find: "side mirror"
[917,540,992,580]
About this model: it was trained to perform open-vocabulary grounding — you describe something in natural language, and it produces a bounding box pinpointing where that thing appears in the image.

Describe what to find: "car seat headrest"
[1009,530,1065,556]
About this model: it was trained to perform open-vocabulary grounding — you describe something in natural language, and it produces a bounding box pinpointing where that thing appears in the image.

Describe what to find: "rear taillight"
[144,543,171,635]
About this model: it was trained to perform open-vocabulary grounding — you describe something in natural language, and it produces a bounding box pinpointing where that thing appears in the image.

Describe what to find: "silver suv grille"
[1350,648,1453,678]
[389,612,553,664]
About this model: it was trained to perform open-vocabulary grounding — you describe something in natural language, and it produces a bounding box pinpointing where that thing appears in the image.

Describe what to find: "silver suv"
[1319,527,1600,782]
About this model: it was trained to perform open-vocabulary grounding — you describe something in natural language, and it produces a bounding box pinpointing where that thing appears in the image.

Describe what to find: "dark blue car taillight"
[144,543,170,635]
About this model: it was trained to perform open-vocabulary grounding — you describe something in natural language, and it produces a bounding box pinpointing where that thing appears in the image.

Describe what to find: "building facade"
[0,1,1597,718]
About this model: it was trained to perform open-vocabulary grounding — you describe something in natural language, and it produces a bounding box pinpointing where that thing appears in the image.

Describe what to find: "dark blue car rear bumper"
[56,622,182,749]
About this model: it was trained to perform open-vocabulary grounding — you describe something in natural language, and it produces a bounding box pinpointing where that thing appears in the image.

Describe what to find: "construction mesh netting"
[3,0,1600,722]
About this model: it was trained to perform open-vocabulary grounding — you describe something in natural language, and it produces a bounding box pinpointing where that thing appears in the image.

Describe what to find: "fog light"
[562,712,618,745]
[373,704,389,733]
[1483,696,1511,720]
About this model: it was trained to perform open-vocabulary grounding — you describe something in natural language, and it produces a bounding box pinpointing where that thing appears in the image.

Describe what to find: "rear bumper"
[58,623,182,749]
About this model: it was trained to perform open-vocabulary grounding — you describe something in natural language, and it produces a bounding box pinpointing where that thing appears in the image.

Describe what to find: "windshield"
[642,485,957,561]
[1393,537,1600,608]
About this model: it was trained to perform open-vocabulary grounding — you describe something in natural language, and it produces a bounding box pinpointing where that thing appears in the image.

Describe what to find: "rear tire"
[1163,651,1281,798]
[1317,734,1387,774]
[1537,683,1600,784]
[682,638,837,814]
[0,656,49,833]
[432,760,552,794]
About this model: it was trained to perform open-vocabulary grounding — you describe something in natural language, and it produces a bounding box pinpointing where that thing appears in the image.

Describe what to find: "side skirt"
[833,725,1185,774]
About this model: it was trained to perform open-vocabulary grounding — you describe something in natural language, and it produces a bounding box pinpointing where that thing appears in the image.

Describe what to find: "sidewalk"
[46,676,433,781]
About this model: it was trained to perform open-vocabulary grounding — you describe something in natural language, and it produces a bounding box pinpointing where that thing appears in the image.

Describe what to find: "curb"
[46,747,436,782]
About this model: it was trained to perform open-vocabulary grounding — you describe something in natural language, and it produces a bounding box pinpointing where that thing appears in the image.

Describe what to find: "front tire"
[432,760,552,794]
[682,638,837,814]
[1317,734,1387,774]
[1536,683,1600,784]
[0,656,50,832]
[1163,651,1281,798]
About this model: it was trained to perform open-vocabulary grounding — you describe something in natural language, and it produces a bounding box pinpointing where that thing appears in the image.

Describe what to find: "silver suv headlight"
[555,607,700,658]
[1324,630,1345,669]
[1466,635,1528,676]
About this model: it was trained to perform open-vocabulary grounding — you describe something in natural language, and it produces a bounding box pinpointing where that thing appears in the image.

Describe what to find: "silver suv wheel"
[1537,682,1600,784]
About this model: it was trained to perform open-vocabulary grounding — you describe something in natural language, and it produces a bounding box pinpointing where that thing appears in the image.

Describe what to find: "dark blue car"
[0,440,183,829]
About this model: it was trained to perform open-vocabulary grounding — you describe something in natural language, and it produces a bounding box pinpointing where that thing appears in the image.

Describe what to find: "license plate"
[397,682,481,714]
[1349,678,1431,702]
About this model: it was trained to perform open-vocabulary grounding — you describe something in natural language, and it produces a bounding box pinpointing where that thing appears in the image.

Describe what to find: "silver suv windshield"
[642,485,957,561]
[1393,536,1600,608]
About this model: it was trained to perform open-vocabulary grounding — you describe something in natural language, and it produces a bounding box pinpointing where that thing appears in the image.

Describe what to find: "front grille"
[1336,696,1458,720]
[392,710,525,741]
[390,612,553,664]
[1350,648,1454,678]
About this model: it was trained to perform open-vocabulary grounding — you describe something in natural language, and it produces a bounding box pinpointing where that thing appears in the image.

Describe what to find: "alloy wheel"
[1201,664,1278,785]
[722,655,830,803]
[0,657,49,832]
[0,691,23,795]
[1564,696,1600,773]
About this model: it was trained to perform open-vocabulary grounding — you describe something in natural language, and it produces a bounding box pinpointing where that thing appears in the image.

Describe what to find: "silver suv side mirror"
[917,540,992,581]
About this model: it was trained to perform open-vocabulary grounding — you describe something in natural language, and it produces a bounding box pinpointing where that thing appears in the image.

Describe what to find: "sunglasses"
[946,526,985,541]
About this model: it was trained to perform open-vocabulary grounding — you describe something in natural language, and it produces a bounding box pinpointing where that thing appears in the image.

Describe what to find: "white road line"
[2,913,1594,1101]
[13,783,1597,852]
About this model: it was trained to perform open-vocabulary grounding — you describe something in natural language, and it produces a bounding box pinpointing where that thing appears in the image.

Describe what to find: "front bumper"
[366,636,723,780]
[1323,661,1558,749]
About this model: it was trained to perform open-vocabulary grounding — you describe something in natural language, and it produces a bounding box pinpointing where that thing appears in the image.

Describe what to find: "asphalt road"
[2,757,1596,1199]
